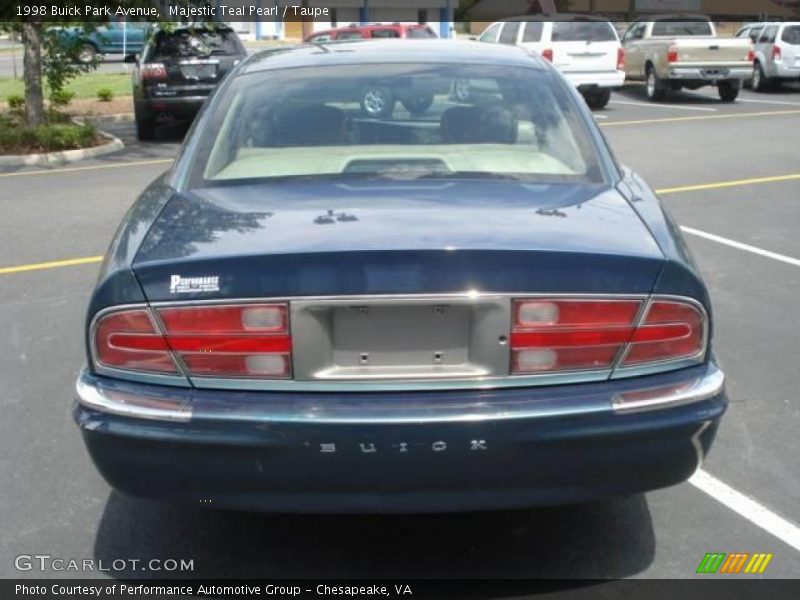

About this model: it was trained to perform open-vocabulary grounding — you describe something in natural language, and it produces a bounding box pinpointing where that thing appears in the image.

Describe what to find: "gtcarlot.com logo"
[14,554,194,573]
[696,552,773,574]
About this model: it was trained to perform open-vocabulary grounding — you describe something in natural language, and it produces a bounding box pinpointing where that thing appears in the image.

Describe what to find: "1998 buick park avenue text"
[74,40,726,514]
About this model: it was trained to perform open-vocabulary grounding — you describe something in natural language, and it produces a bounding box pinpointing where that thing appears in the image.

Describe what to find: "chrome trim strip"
[75,364,724,424]
[75,377,192,422]
[611,368,724,413]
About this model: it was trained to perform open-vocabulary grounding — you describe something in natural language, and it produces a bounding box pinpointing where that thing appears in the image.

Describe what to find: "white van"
[478,16,626,109]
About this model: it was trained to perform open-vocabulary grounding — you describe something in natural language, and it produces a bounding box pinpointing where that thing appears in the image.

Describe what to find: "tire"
[134,106,156,141]
[752,61,770,92]
[584,89,611,110]
[717,81,739,103]
[360,86,395,118]
[77,43,97,64]
[401,94,434,116]
[645,65,666,101]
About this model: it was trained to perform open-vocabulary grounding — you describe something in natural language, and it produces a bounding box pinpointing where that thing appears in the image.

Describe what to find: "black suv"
[129,25,246,140]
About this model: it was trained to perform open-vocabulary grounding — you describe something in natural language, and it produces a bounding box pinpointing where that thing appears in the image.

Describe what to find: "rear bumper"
[770,63,800,79]
[138,96,206,119]
[564,70,626,91]
[74,362,726,513]
[667,66,752,81]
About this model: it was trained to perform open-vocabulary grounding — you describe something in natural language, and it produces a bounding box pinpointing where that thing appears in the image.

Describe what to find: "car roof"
[500,14,612,23]
[241,39,546,74]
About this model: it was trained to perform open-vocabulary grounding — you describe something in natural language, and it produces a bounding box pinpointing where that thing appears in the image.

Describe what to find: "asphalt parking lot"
[1,82,799,581]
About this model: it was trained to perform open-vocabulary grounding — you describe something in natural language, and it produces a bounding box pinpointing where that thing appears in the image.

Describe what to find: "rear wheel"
[401,94,434,116]
[645,66,666,101]
[134,105,156,141]
[77,43,97,64]
[752,61,770,92]
[584,90,611,110]
[361,86,395,118]
[717,81,739,102]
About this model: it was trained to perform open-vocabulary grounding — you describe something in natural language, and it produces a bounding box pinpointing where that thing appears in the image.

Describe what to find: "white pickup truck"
[622,16,753,102]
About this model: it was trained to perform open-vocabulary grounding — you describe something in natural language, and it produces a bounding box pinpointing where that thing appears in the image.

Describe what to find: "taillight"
[747,49,755,62]
[773,46,782,60]
[667,46,679,63]
[140,63,167,80]
[617,47,626,70]
[619,300,705,366]
[510,298,706,375]
[541,48,554,62]
[93,309,179,374]
[93,304,292,378]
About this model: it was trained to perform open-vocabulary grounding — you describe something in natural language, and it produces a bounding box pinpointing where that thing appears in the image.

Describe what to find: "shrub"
[33,122,96,151]
[96,88,114,102]
[6,94,25,110]
[49,89,76,107]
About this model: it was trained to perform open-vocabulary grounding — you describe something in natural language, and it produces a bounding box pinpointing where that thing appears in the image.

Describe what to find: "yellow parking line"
[601,109,800,127]
[0,158,173,178]
[0,255,103,276]
[656,173,800,195]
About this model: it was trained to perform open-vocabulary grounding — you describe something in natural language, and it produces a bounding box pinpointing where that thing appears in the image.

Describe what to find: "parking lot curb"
[0,123,124,167]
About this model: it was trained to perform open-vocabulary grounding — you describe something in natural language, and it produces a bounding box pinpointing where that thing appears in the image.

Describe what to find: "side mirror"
[123,53,138,64]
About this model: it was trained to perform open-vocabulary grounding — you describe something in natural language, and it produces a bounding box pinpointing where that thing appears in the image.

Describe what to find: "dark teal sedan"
[74,40,726,513]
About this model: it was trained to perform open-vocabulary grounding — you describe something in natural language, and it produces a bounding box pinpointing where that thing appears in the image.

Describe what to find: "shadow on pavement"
[94,491,655,579]
[615,84,723,105]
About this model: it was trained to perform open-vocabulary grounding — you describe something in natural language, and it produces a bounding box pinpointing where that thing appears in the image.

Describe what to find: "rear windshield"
[783,25,800,45]
[652,20,713,37]
[149,29,242,60]
[189,63,608,187]
[551,21,617,42]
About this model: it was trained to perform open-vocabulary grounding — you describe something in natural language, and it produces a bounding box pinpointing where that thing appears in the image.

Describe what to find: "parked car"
[305,24,441,117]
[477,15,625,109]
[622,15,753,102]
[735,23,765,87]
[57,21,151,63]
[749,22,800,91]
[75,40,726,514]
[304,23,438,43]
[129,24,247,141]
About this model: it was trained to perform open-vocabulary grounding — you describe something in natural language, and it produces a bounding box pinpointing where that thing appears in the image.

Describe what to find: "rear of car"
[479,17,625,109]
[75,42,725,513]
[752,22,800,91]
[131,25,246,140]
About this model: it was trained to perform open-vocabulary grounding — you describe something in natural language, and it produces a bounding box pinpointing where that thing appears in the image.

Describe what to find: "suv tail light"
[667,46,679,63]
[141,63,167,80]
[617,47,626,70]
[773,45,782,60]
[510,298,706,375]
[93,304,292,378]
[541,48,554,62]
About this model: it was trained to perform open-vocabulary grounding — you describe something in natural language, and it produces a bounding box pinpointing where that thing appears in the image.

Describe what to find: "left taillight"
[510,298,706,376]
[92,303,292,379]
[93,308,179,374]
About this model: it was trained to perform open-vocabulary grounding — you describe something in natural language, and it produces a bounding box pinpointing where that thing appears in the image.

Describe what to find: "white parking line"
[610,99,718,112]
[690,470,800,552]
[680,226,800,268]
[736,97,800,106]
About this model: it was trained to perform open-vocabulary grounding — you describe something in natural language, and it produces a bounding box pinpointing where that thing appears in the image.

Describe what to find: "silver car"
[749,22,800,91]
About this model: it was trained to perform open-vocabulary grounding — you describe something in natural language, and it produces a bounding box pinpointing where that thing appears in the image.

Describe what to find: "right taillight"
[93,303,292,379]
[510,297,706,375]
[773,45,782,60]
[619,300,705,366]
